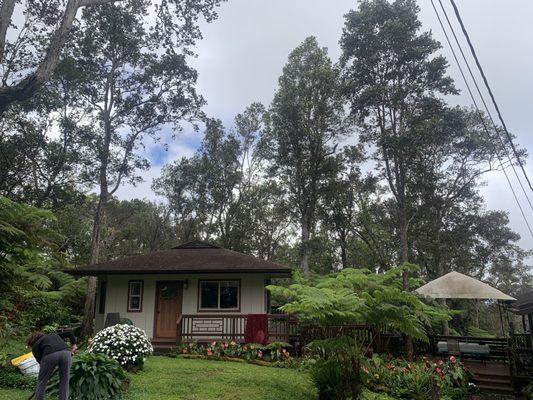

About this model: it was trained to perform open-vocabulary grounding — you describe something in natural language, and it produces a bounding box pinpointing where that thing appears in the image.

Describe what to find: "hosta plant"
[48,352,127,400]
[88,324,153,371]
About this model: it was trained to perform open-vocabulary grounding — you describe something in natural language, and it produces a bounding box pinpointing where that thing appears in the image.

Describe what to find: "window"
[128,280,143,312]
[98,281,107,314]
[199,280,240,311]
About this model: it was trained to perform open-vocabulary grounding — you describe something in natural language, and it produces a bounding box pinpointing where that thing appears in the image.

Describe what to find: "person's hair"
[26,332,45,347]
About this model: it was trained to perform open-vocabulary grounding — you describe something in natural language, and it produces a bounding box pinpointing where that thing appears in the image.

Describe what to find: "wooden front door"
[154,281,182,339]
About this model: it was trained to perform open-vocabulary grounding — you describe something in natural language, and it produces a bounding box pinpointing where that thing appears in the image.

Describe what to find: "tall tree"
[0,0,125,112]
[72,0,222,337]
[340,0,456,288]
[0,60,92,207]
[264,36,345,276]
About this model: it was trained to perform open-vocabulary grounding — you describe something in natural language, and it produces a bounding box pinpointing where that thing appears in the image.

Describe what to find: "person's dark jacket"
[32,332,77,363]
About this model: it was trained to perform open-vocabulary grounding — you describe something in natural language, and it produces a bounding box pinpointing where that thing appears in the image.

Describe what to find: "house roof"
[509,291,533,315]
[68,241,292,276]
[415,271,516,301]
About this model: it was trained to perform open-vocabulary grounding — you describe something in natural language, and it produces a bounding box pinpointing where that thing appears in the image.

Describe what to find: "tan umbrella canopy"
[415,271,516,301]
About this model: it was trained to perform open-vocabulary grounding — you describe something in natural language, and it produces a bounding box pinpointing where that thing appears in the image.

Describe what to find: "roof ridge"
[171,240,220,249]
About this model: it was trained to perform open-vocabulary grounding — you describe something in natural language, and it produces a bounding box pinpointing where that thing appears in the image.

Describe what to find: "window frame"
[127,280,144,313]
[197,279,241,312]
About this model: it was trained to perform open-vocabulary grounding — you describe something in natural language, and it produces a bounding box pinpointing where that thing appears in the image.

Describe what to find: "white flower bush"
[87,324,153,369]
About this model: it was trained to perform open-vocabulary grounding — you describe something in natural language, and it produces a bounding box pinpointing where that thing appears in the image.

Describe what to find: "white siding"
[99,273,268,339]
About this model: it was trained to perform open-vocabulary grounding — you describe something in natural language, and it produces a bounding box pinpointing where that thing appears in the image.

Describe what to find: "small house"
[71,241,293,348]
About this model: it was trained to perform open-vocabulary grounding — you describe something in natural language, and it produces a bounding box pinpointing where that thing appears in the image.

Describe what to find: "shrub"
[307,337,362,400]
[48,352,127,400]
[87,324,153,371]
[0,364,36,390]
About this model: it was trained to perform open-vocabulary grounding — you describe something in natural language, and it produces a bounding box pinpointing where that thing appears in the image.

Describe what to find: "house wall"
[96,273,268,339]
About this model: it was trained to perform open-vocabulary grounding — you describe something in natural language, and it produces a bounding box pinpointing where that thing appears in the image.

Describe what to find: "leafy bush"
[310,358,345,400]
[176,341,292,362]
[307,337,362,400]
[87,324,153,371]
[361,355,475,400]
[268,265,450,342]
[0,364,36,390]
[48,352,127,400]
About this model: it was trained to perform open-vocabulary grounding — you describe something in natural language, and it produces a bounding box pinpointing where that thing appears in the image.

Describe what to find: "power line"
[449,0,533,195]
[429,0,533,239]
[435,0,533,214]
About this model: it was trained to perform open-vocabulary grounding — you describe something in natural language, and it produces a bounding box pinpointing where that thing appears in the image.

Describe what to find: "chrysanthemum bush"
[88,324,153,371]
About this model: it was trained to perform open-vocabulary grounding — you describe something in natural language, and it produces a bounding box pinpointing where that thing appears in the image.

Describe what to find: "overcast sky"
[116,0,533,253]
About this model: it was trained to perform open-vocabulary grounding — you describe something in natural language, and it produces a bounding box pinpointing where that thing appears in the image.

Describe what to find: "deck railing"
[176,314,298,344]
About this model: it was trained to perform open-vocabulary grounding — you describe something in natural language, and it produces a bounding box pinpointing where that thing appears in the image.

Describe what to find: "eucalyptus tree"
[0,0,127,112]
[154,104,289,255]
[340,0,456,288]
[0,0,222,112]
[71,0,223,337]
[0,60,92,208]
[264,36,345,276]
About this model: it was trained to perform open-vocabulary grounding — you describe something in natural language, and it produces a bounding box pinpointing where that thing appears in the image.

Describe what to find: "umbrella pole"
[497,300,505,337]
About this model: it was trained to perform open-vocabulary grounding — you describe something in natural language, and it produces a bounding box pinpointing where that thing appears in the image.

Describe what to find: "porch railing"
[176,314,298,344]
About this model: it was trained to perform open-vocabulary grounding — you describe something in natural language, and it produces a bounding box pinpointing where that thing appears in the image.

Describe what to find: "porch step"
[464,362,514,395]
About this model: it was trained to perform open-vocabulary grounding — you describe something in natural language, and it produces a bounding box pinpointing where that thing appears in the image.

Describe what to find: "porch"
[175,313,299,344]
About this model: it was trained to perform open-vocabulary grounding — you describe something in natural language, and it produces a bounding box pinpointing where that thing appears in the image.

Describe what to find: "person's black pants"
[36,350,72,400]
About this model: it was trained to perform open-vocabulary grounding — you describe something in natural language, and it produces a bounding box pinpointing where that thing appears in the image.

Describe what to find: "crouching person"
[26,331,78,400]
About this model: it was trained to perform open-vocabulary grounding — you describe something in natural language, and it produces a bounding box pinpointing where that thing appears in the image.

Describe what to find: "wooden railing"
[177,314,297,344]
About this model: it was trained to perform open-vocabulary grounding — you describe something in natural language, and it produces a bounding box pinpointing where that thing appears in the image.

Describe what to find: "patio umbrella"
[415,271,515,337]
[415,271,516,301]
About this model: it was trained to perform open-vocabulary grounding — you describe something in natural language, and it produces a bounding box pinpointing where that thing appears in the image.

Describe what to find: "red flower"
[387,363,395,370]
[449,356,457,364]
[258,350,263,358]
[182,349,188,354]
[207,349,213,356]
[242,346,247,351]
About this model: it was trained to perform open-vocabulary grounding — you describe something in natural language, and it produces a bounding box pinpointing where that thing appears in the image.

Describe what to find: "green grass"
[125,356,318,400]
[0,355,317,400]
[0,387,30,399]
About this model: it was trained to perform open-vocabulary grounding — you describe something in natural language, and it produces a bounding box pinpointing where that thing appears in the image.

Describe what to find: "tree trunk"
[300,213,311,278]
[440,299,450,335]
[300,221,310,277]
[399,204,409,288]
[80,106,112,338]
[398,202,414,359]
[80,194,107,338]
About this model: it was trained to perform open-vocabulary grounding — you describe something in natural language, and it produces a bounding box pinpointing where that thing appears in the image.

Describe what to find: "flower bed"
[176,341,292,363]
[361,355,476,400]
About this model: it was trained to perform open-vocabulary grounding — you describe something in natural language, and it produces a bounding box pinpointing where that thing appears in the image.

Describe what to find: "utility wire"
[449,0,533,195]
[436,0,533,215]
[429,0,533,239]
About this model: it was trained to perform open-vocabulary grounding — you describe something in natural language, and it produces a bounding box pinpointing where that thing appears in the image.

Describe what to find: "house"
[70,241,293,348]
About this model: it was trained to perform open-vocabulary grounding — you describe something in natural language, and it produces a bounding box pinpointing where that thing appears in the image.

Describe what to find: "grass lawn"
[125,356,318,400]
[0,387,30,399]
[0,356,317,400]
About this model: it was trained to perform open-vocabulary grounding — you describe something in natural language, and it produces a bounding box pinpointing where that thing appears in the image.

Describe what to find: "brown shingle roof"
[68,241,292,276]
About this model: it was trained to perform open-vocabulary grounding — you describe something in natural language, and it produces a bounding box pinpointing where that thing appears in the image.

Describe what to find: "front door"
[154,281,182,339]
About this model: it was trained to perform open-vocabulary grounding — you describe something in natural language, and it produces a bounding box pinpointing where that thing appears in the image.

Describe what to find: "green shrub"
[48,352,128,400]
[310,358,345,400]
[307,337,362,400]
[0,364,36,390]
